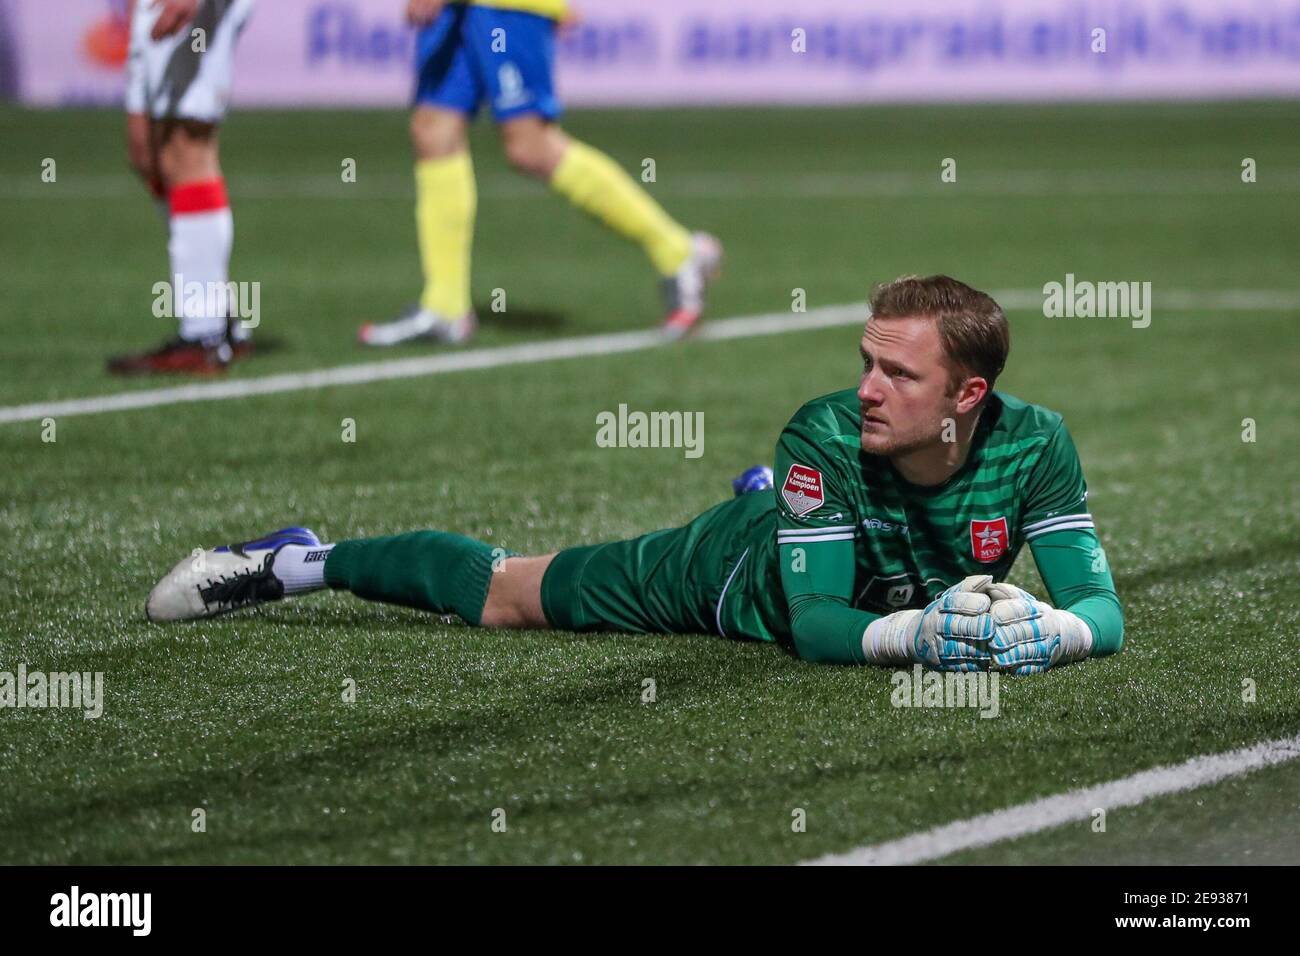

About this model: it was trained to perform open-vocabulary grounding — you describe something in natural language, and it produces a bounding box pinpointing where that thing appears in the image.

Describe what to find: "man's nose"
[858,367,884,404]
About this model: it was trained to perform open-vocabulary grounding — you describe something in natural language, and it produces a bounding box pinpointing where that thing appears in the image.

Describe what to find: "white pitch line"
[804,732,1300,866]
[2,287,1297,426]
[0,303,868,425]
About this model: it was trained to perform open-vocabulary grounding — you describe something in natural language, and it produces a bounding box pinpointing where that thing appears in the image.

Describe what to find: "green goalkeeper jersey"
[717,388,1124,663]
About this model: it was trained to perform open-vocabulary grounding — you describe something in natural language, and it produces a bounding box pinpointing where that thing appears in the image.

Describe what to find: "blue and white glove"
[985,583,1094,675]
[863,575,995,671]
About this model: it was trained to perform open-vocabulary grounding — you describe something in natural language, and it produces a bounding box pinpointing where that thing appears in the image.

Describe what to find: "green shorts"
[540,493,781,639]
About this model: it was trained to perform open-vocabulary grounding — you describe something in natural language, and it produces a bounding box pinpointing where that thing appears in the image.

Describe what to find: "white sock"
[273,543,335,595]
[168,178,234,342]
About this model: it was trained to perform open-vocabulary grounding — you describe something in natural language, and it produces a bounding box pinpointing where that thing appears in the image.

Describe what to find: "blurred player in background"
[358,0,722,347]
[110,0,255,376]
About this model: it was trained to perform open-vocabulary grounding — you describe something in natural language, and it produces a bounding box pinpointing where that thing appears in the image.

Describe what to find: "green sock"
[323,532,507,626]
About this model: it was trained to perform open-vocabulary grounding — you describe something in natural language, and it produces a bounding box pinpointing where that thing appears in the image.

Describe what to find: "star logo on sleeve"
[970,517,1010,563]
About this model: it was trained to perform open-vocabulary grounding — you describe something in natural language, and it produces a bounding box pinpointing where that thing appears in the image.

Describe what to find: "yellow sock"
[415,153,476,318]
[550,139,691,276]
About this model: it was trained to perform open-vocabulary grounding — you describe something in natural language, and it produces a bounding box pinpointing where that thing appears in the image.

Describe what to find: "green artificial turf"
[1,102,1298,864]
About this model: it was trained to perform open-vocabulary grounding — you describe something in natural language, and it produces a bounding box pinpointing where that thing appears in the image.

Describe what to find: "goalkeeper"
[147,275,1124,674]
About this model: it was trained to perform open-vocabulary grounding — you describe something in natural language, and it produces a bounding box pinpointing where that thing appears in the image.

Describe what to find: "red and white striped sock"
[168,178,233,343]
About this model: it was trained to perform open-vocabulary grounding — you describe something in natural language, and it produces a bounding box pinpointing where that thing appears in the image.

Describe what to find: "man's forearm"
[787,576,997,669]
[1029,529,1125,658]
[787,596,879,664]
[1065,592,1124,656]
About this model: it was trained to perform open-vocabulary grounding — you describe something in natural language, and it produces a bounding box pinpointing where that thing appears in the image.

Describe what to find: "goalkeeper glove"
[985,583,1094,674]
[863,575,995,671]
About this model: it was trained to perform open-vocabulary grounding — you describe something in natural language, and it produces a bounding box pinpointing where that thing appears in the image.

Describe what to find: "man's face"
[856,315,961,456]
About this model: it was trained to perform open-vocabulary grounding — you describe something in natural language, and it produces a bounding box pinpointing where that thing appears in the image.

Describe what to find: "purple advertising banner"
[8,0,1300,108]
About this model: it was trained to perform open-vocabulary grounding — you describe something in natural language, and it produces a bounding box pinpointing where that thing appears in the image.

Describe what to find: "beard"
[859,404,957,457]
[860,426,920,456]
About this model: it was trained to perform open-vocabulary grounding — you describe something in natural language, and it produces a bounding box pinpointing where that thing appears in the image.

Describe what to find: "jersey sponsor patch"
[970,517,1010,563]
[781,464,825,516]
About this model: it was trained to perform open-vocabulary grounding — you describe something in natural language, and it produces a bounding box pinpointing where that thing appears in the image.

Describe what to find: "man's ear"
[954,376,988,414]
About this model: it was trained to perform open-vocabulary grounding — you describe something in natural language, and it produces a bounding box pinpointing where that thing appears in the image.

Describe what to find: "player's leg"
[357,106,476,347]
[157,117,236,345]
[503,115,719,335]
[496,113,566,179]
[124,13,166,210]
[478,9,722,336]
[479,554,553,628]
[315,533,554,628]
[143,519,695,634]
[359,5,479,347]
[166,0,253,360]
[144,523,554,627]
[109,0,253,375]
[125,112,167,213]
[144,478,776,632]
[144,516,714,631]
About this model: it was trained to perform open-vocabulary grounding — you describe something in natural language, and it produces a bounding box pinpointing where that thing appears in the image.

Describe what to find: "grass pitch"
[1,102,1298,864]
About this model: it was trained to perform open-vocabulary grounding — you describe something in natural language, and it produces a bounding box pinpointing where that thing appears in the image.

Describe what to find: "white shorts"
[124,0,255,122]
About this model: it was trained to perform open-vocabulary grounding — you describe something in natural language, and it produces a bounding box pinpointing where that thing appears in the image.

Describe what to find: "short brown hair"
[868,275,1010,394]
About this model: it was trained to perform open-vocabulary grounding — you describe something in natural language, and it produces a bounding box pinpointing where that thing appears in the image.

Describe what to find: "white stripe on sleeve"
[1023,512,1094,534]
[777,534,856,545]
[777,525,855,538]
[1025,519,1096,540]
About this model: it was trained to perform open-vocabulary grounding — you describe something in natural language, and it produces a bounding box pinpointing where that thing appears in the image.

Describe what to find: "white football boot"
[661,232,723,340]
[146,527,321,622]
[358,306,476,347]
